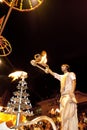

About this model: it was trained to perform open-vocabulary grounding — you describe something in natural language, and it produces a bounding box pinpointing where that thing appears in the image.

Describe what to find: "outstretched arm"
[45,68,55,76]
[45,67,61,81]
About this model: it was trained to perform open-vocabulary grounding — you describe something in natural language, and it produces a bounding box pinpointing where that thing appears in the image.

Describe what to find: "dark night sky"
[0,0,87,105]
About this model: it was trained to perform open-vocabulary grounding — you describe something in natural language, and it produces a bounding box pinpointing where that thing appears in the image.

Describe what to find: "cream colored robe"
[54,72,78,130]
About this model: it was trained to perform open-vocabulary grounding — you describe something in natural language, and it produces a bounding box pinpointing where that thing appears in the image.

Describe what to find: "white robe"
[54,72,78,130]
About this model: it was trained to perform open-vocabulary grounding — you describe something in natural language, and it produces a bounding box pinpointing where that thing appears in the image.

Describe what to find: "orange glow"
[0,112,26,127]
[39,50,47,64]
[0,0,3,2]
[8,71,28,81]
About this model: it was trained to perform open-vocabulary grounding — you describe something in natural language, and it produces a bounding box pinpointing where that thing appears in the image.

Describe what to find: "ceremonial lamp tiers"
[7,71,33,127]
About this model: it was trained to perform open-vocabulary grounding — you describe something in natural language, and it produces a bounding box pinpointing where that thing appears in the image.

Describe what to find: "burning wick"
[30,50,49,72]
[34,50,47,64]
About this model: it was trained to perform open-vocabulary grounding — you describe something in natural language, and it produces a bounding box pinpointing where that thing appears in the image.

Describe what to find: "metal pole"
[0,0,16,35]
[16,79,24,127]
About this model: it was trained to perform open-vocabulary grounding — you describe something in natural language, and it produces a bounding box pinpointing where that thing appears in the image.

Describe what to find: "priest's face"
[61,64,69,73]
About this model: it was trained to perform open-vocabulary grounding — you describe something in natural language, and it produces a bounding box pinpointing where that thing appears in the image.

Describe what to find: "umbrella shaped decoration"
[4,0,44,12]
[0,0,44,56]
[0,35,12,56]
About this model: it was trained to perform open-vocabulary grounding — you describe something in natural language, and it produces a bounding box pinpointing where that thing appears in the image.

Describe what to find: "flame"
[31,50,48,70]
[39,50,47,64]
[0,0,3,3]
[8,71,27,81]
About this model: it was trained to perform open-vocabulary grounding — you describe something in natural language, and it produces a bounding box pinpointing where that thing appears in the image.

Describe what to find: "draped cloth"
[54,72,78,130]
[60,95,78,130]
[60,73,68,93]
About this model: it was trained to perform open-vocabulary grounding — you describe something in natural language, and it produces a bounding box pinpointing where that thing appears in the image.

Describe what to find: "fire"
[34,50,47,64]
[8,71,27,81]
[39,50,47,64]
[0,0,3,2]
[30,50,49,72]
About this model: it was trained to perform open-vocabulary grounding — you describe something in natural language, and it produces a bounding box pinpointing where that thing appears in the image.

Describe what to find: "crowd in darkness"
[16,111,87,130]
[18,120,54,130]
[78,112,87,130]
